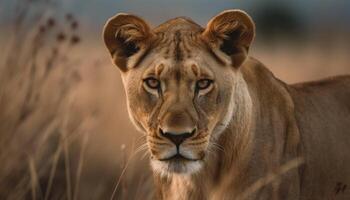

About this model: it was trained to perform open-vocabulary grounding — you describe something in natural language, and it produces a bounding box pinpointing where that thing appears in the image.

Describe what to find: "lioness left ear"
[103,13,153,71]
[202,10,255,67]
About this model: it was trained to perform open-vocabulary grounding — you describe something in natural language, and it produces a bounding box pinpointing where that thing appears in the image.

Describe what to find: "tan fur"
[103,10,350,200]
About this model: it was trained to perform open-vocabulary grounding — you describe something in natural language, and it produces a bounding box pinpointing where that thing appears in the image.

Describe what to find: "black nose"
[160,128,195,146]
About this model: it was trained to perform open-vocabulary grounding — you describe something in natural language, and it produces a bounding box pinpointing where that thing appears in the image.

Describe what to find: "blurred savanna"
[0,0,349,199]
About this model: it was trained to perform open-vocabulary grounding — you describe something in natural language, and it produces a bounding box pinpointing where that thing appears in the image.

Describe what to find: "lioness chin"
[103,9,350,200]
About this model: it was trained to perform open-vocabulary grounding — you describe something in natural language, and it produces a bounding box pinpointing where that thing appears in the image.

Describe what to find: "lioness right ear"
[202,10,255,68]
[103,14,153,71]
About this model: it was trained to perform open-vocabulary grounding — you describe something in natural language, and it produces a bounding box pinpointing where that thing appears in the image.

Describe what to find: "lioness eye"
[144,77,160,89]
[196,79,213,90]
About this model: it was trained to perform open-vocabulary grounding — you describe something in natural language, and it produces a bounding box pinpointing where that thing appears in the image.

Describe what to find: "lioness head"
[103,10,255,175]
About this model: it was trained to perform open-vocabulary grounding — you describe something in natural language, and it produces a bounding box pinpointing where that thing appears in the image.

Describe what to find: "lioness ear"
[202,10,255,67]
[103,13,153,71]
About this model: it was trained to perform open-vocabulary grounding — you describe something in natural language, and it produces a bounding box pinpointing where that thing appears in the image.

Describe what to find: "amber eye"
[196,79,213,90]
[144,77,160,89]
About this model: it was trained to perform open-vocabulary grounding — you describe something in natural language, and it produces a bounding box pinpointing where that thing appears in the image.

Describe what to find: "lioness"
[103,10,350,200]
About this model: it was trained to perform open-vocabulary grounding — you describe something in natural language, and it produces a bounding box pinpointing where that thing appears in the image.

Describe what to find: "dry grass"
[0,1,349,200]
[0,1,153,199]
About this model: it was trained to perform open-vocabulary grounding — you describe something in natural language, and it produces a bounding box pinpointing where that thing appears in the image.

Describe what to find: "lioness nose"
[160,128,195,146]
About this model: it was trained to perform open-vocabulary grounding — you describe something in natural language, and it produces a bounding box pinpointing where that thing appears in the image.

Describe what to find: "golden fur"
[103,10,350,200]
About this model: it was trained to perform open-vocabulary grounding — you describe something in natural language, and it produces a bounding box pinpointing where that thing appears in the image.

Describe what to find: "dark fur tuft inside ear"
[123,42,140,57]
[219,30,242,55]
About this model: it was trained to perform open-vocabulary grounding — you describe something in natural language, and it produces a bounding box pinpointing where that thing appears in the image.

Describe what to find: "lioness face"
[121,46,235,174]
[103,10,255,174]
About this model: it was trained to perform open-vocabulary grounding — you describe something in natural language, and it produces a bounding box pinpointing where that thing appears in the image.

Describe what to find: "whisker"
[141,150,150,160]
[208,142,225,156]
[134,135,147,146]
[186,140,207,145]
[134,143,148,155]
[148,140,170,146]
[213,142,224,151]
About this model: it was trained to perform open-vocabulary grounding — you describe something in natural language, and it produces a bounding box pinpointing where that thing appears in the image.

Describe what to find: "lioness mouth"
[159,153,198,162]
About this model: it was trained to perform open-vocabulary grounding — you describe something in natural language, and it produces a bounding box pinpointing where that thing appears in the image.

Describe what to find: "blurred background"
[0,0,349,199]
